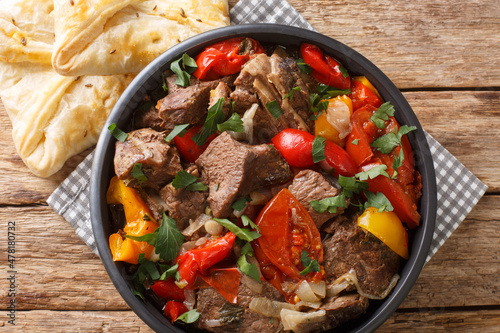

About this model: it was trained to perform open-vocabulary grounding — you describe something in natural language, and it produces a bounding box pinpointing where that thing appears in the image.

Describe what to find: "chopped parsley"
[311,136,326,163]
[130,163,148,184]
[108,123,128,142]
[164,124,189,142]
[171,170,207,191]
[161,72,168,92]
[339,65,349,78]
[309,93,329,120]
[193,97,225,146]
[338,175,369,197]
[310,193,347,214]
[299,250,320,275]
[295,58,312,74]
[175,309,200,323]
[170,53,198,87]
[155,213,184,261]
[217,113,244,133]
[284,86,302,101]
[364,191,394,212]
[237,252,261,282]
[265,100,283,120]
[370,102,395,129]
[355,165,390,181]
[213,218,261,242]
[231,196,251,212]
[351,139,359,145]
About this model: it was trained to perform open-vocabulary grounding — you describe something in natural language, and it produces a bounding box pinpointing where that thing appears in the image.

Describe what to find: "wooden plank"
[0,196,498,311]
[1,308,500,332]
[289,0,500,89]
[0,90,498,205]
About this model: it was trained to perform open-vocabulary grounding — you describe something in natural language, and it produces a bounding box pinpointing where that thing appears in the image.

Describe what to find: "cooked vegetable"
[151,278,186,301]
[349,76,383,110]
[300,43,350,89]
[164,300,189,323]
[173,125,217,162]
[314,95,353,146]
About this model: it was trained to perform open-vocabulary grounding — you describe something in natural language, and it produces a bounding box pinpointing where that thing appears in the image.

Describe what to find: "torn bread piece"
[52,0,230,76]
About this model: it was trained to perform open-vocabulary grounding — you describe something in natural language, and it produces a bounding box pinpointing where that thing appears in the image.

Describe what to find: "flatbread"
[0,0,133,177]
[52,0,230,76]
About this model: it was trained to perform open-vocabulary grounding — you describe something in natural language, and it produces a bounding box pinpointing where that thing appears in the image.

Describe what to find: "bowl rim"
[90,23,437,333]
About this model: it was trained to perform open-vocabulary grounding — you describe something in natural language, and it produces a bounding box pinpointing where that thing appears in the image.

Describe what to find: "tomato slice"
[255,189,323,281]
[271,128,315,168]
[199,267,241,304]
[349,79,383,111]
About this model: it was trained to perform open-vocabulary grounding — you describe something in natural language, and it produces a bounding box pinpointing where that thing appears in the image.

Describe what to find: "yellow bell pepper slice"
[314,95,353,147]
[357,207,409,259]
[107,176,158,264]
[352,76,383,101]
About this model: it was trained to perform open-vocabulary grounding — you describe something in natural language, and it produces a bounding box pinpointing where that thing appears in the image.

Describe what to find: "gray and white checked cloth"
[48,0,487,262]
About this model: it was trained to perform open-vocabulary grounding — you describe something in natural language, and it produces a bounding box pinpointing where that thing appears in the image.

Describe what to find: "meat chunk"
[195,282,284,333]
[133,102,164,131]
[160,166,208,230]
[157,76,235,130]
[288,169,345,228]
[114,128,182,190]
[322,209,400,297]
[320,294,369,330]
[196,132,292,218]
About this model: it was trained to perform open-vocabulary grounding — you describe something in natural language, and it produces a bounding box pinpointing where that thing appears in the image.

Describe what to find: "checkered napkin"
[48,0,487,261]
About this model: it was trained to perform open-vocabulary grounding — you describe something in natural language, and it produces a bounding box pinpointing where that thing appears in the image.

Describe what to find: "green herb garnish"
[265,100,283,120]
[170,53,198,87]
[130,163,148,184]
[355,165,390,180]
[370,102,395,129]
[311,136,326,163]
[175,309,200,323]
[338,175,369,197]
[364,191,394,212]
[217,113,244,133]
[108,123,128,142]
[164,124,189,142]
[193,97,225,146]
[295,58,312,74]
[299,250,320,275]
[155,213,184,261]
[237,253,261,282]
[213,218,261,242]
[284,86,302,101]
[231,196,251,212]
[310,193,347,214]
[171,170,207,191]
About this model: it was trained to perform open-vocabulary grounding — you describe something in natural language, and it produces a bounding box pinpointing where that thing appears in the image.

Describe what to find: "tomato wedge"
[255,189,323,282]
[151,278,186,301]
[349,79,383,111]
[199,267,241,304]
[173,125,217,163]
[164,301,188,323]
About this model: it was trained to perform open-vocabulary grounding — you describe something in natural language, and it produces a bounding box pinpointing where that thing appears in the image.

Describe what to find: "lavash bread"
[52,0,230,76]
[0,0,133,177]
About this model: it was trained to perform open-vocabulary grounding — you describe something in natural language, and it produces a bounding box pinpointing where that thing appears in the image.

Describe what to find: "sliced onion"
[204,319,222,328]
[326,269,400,300]
[181,213,212,237]
[241,274,263,294]
[295,280,320,303]
[280,308,326,333]
[249,190,268,206]
[195,237,208,247]
[179,240,198,255]
[183,290,196,310]
[294,300,322,309]
[249,297,296,318]
[308,280,326,298]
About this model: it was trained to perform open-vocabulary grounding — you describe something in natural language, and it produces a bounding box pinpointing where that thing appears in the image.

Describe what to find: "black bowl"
[90,23,436,333]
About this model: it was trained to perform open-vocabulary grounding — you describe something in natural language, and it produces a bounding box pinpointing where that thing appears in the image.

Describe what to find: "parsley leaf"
[355,165,390,180]
[295,58,312,74]
[299,250,320,275]
[133,253,161,283]
[161,72,168,92]
[124,229,158,246]
[351,139,359,145]
[175,309,200,323]
[170,54,198,87]
[185,182,208,192]
[159,263,178,281]
[392,148,404,179]
[231,196,251,212]
[310,193,347,214]
[193,97,225,146]
[364,191,394,212]
[213,218,261,242]
[370,102,395,129]
[164,124,189,142]
[312,136,326,163]
[309,94,329,120]
[265,100,283,120]
[338,175,369,197]
[172,170,198,189]
[339,65,349,78]
[237,253,261,282]
[284,86,302,101]
[108,123,128,142]
[316,84,351,98]
[217,113,244,133]
[130,163,148,184]
[131,287,145,301]
[241,215,260,232]
[155,213,184,261]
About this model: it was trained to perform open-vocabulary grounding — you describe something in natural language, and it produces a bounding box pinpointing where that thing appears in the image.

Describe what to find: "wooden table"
[1,0,499,331]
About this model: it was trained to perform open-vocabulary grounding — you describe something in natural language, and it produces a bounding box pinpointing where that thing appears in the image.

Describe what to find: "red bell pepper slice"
[349,79,383,111]
[324,140,357,177]
[345,104,378,166]
[199,267,241,304]
[163,300,188,323]
[255,189,323,282]
[300,43,350,89]
[176,232,236,288]
[173,125,217,163]
[151,277,186,301]
[193,37,265,80]
[360,161,421,228]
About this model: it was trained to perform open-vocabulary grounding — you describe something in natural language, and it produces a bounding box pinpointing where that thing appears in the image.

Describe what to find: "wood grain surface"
[0,0,499,331]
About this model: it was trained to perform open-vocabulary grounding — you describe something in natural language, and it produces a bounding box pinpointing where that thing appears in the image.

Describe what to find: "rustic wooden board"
[0,196,497,311]
[0,90,497,206]
[1,308,500,332]
[288,0,500,89]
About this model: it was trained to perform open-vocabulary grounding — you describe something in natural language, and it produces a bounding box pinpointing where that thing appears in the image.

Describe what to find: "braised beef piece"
[159,166,207,230]
[288,169,346,229]
[196,132,292,218]
[133,102,164,131]
[195,282,284,333]
[320,294,369,330]
[157,75,235,130]
[209,82,233,118]
[114,128,182,190]
[322,209,400,297]
[230,87,259,115]
[140,187,169,223]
